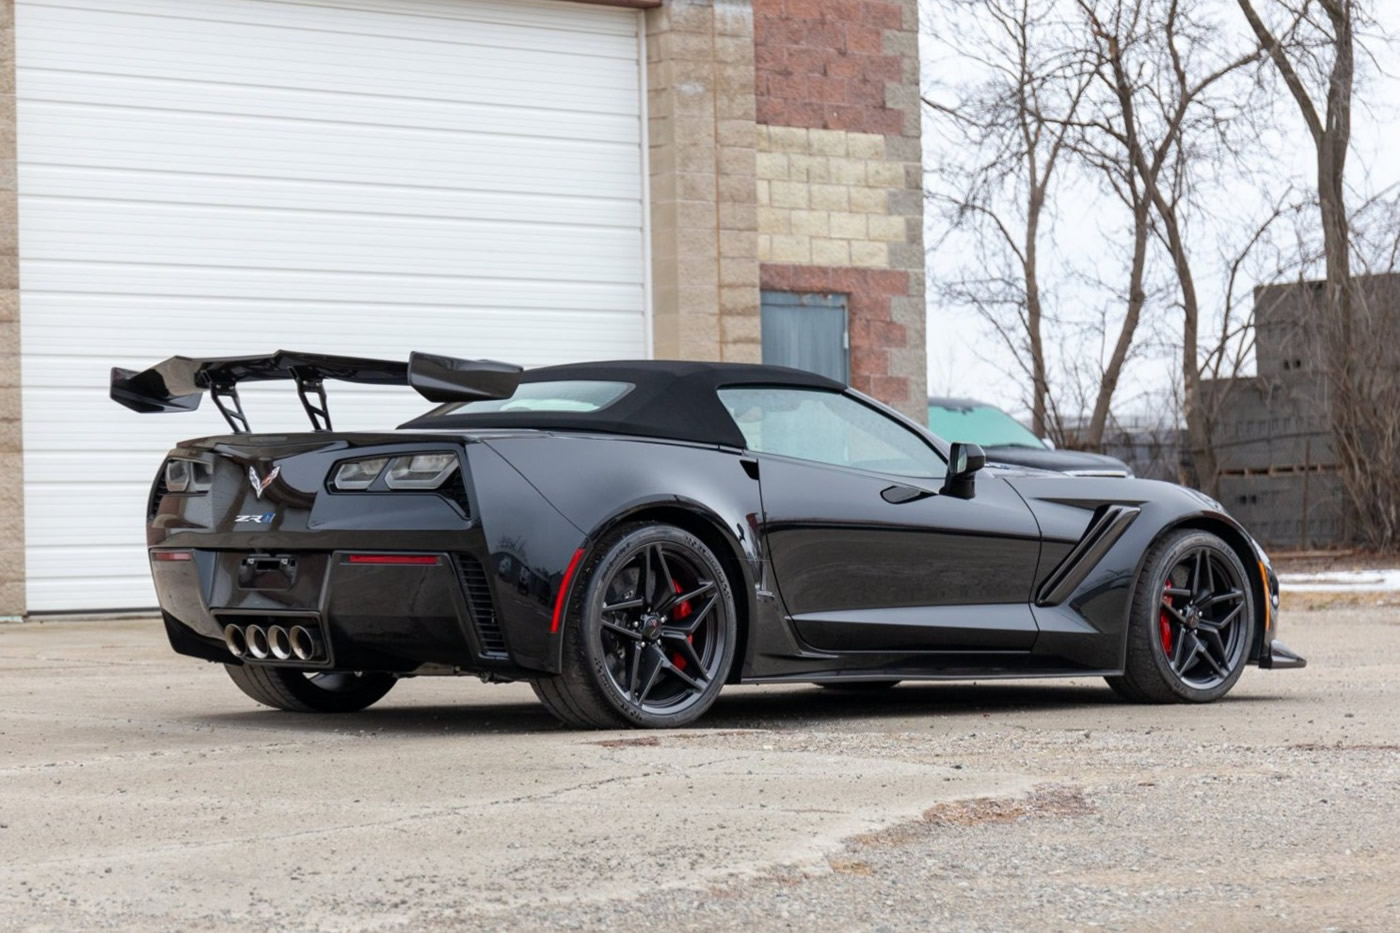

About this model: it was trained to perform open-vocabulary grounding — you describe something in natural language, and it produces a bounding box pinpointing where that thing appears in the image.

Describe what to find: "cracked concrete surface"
[1,610,1396,931]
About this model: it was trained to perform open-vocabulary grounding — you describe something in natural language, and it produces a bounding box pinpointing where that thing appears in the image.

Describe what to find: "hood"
[981,445,1134,477]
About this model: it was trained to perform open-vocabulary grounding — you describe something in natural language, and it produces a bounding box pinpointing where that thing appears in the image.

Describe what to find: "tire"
[815,680,901,691]
[224,664,396,713]
[1109,529,1256,704]
[1103,675,1149,703]
[532,522,737,729]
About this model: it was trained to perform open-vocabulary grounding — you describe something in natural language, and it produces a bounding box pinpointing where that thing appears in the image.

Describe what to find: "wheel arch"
[1135,515,1271,663]
[571,500,756,685]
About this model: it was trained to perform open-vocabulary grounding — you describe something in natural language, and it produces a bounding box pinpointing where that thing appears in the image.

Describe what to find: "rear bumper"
[152,548,523,675]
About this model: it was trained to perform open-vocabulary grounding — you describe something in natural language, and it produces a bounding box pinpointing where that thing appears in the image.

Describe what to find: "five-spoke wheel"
[1108,529,1255,703]
[532,522,736,728]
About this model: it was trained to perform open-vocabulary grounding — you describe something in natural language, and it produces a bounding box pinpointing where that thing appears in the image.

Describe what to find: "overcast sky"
[920,2,1400,424]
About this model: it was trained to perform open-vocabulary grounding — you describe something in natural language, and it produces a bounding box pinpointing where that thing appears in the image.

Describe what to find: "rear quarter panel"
[478,434,766,673]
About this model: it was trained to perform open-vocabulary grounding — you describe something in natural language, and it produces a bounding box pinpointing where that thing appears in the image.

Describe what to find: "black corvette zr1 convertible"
[113,350,1304,728]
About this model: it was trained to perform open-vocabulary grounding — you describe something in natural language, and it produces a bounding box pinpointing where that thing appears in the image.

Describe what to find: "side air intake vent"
[456,554,506,658]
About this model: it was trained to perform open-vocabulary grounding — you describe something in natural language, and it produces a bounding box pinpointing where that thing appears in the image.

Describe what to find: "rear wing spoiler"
[110,350,521,434]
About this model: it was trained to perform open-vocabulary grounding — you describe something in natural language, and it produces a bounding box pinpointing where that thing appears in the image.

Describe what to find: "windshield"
[927,402,1045,449]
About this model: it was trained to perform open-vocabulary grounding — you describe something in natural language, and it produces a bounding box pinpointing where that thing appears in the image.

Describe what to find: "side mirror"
[941,441,986,499]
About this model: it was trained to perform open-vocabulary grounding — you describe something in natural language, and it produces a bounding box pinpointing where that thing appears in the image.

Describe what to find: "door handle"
[881,484,934,504]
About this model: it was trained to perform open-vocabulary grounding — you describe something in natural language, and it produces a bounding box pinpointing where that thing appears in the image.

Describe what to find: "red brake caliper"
[670,580,692,671]
[1160,583,1174,655]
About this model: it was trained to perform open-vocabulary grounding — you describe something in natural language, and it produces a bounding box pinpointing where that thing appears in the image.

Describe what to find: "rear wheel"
[1107,529,1255,704]
[224,664,396,713]
[532,522,736,729]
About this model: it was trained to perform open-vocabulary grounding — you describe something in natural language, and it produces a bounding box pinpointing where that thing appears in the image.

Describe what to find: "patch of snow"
[1279,569,1400,592]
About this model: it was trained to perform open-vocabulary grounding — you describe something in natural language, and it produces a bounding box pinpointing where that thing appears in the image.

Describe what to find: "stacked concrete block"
[1204,273,1400,548]
[1254,273,1400,379]
[1204,375,1334,475]
[645,0,762,364]
[1217,472,1346,551]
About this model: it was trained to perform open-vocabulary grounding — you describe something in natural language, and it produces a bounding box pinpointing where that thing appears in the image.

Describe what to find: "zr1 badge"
[235,512,276,525]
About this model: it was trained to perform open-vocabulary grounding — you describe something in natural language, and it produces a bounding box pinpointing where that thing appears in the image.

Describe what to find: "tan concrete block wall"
[754,124,916,273]
[756,122,918,273]
[645,0,761,364]
[0,0,23,618]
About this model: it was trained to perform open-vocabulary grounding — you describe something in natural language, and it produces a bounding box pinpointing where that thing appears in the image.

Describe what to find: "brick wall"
[751,0,925,419]
[754,0,910,136]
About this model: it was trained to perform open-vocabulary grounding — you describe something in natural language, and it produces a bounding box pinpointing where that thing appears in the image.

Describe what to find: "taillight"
[331,458,387,490]
[384,453,457,489]
[331,453,458,491]
[164,458,212,493]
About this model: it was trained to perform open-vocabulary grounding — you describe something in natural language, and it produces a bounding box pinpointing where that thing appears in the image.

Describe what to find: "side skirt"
[743,668,1121,684]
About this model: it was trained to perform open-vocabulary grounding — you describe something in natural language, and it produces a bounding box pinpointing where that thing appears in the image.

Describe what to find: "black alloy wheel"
[532,523,736,729]
[1158,549,1250,689]
[224,664,396,713]
[1107,529,1255,703]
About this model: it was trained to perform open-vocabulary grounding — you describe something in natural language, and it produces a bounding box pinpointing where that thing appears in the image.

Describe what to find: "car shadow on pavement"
[186,701,567,736]
[184,680,1288,737]
[704,681,1285,727]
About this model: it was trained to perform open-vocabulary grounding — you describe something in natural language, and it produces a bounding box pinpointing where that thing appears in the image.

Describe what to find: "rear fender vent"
[456,554,506,658]
[148,469,170,521]
[439,467,472,519]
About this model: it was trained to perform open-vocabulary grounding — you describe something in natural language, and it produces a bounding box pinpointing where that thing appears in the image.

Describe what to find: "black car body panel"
[128,356,1298,695]
[984,444,1135,477]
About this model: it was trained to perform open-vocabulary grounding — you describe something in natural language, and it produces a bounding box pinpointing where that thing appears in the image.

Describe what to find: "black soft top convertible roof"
[402,360,846,449]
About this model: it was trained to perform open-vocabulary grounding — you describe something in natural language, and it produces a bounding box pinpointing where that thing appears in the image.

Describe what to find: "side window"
[719,387,945,480]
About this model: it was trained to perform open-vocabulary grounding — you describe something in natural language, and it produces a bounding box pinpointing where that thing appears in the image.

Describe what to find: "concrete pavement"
[1,609,1395,931]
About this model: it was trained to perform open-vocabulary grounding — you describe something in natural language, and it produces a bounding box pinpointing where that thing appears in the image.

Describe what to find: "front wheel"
[533,522,737,729]
[224,664,396,713]
[1106,529,1255,703]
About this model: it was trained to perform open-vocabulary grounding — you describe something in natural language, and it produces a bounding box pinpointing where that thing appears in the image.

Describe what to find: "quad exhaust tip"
[245,625,269,659]
[223,624,247,659]
[223,622,324,662]
[222,622,323,658]
[267,625,292,661]
[289,625,322,662]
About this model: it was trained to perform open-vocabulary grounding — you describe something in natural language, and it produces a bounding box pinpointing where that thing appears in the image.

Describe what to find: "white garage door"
[16,0,649,612]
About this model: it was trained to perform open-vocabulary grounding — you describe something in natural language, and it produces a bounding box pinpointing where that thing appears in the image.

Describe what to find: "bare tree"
[923,0,1093,438]
[1237,0,1354,352]
[1234,0,1400,547]
[1074,0,1266,491]
[1063,48,1159,451]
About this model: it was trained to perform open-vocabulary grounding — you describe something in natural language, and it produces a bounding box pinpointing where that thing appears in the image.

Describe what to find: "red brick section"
[753,0,908,135]
[761,263,910,399]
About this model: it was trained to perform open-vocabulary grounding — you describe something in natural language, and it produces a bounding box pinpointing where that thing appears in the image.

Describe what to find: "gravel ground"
[2,608,1396,932]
